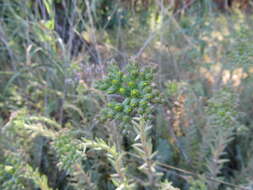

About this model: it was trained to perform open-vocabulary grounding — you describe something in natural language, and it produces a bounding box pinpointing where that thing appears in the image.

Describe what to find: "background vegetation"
[1,0,253,189]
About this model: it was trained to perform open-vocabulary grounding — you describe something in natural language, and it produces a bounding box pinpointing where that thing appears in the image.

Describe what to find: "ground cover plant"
[1,0,253,190]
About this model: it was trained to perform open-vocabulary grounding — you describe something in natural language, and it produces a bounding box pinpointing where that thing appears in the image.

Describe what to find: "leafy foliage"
[95,63,163,125]
[1,0,253,190]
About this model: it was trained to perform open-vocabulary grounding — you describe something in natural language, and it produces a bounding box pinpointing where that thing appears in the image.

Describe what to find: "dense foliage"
[1,0,253,190]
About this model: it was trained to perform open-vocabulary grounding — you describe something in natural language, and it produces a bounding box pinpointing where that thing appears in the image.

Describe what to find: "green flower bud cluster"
[95,63,163,124]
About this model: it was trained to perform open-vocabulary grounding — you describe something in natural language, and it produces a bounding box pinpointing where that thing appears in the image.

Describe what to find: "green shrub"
[95,63,163,126]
